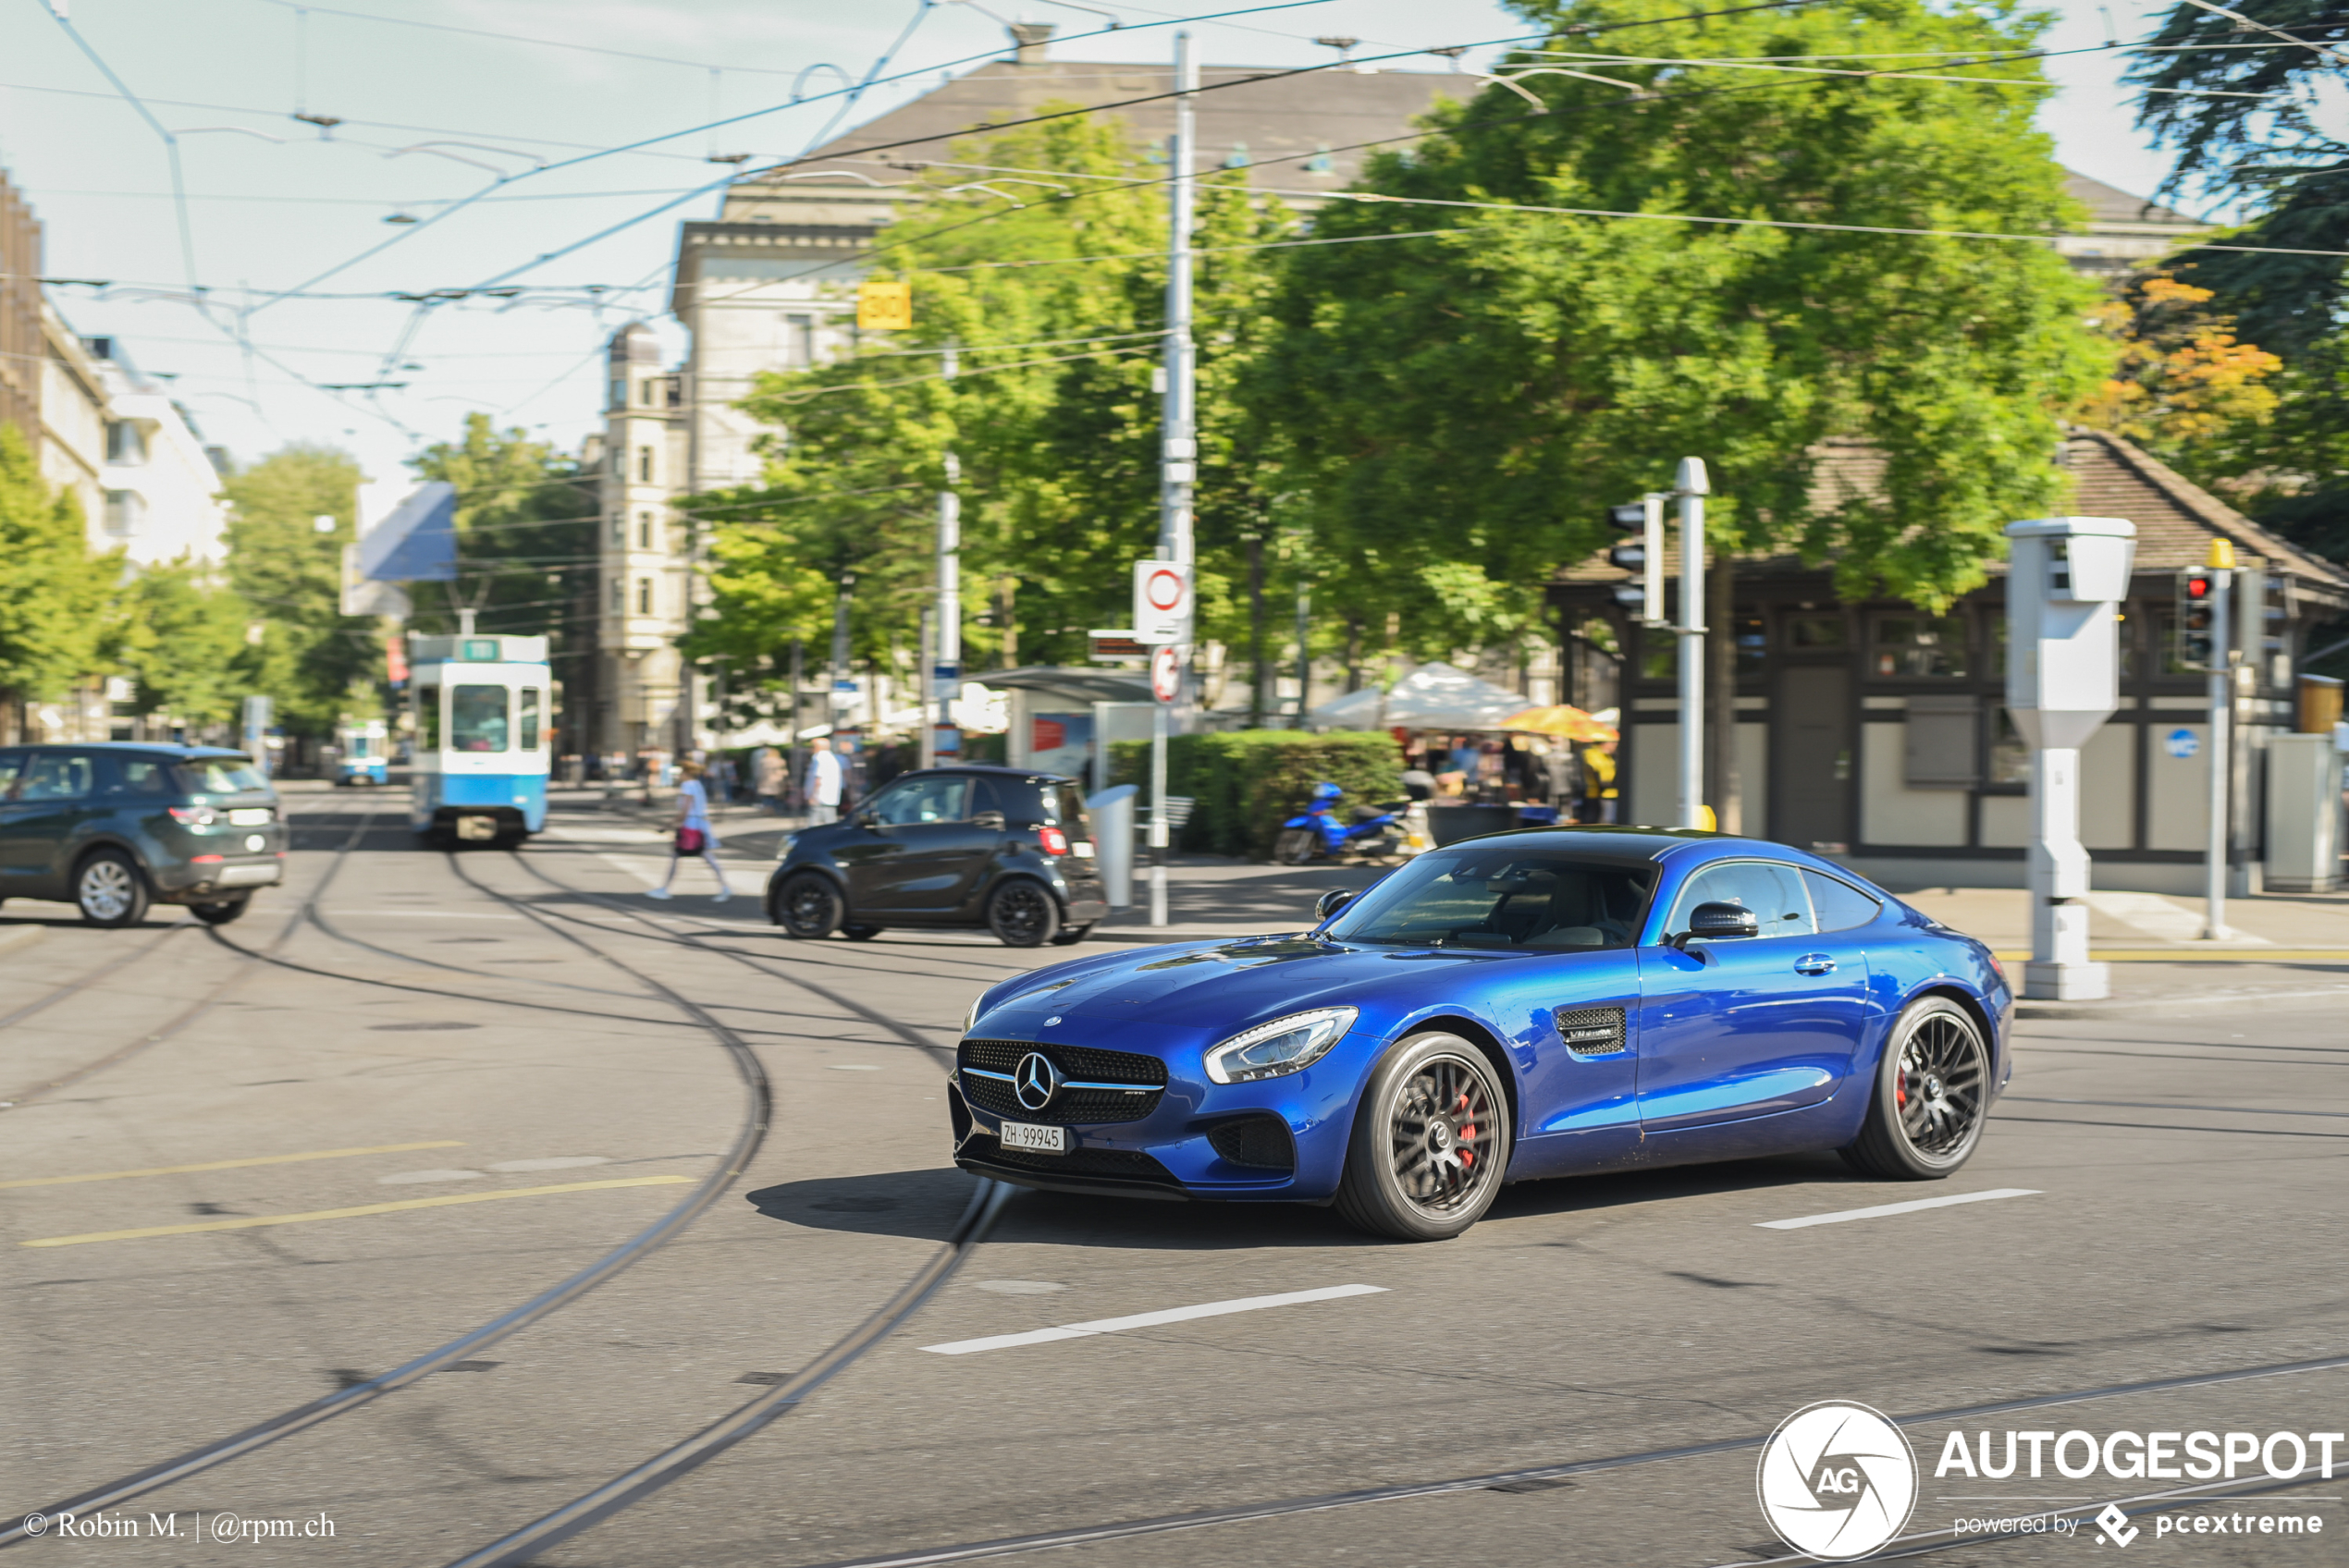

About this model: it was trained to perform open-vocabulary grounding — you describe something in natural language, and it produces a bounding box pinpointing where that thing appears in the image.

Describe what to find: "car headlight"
[1203,1007,1358,1085]
[964,993,986,1034]
[776,831,797,861]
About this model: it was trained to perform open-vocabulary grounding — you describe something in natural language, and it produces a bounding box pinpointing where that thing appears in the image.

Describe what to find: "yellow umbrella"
[1503,704,1618,743]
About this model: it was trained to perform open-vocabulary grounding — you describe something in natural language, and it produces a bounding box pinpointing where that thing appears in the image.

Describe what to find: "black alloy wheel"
[189,898,250,926]
[985,879,1060,948]
[1335,1031,1511,1241]
[1843,997,1990,1179]
[74,850,150,928]
[775,872,847,939]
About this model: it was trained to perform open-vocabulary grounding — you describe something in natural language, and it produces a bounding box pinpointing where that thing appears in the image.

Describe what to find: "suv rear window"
[174,756,269,795]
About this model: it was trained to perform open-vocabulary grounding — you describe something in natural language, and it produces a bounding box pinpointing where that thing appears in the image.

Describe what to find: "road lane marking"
[336,911,524,919]
[0,1141,465,1191]
[921,1283,1389,1355]
[1756,1188,2040,1230]
[19,1175,693,1246]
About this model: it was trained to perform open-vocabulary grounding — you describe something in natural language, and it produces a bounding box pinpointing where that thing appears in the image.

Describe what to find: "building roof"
[1550,429,2349,606]
[2063,171,2205,231]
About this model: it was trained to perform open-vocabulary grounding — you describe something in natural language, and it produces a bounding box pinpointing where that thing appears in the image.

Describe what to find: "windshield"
[451,684,510,753]
[173,756,269,795]
[1323,848,1652,950]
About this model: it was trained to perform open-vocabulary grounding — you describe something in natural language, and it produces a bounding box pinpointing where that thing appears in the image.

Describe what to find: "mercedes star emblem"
[1014,1051,1060,1111]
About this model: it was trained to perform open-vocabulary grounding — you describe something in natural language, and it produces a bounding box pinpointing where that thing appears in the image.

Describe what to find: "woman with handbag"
[648,759,730,901]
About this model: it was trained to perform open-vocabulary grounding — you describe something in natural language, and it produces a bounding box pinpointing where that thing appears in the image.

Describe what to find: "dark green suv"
[0,744,288,927]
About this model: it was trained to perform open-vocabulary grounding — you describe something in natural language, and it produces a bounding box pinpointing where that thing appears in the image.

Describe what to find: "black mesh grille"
[961,1038,1169,1085]
[1205,1114,1295,1171]
[1556,1006,1627,1056]
[958,1037,1167,1125]
[961,1137,1176,1183]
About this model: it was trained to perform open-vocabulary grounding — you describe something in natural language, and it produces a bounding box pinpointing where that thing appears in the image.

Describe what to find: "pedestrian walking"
[752,745,783,814]
[804,737,843,825]
[649,760,729,901]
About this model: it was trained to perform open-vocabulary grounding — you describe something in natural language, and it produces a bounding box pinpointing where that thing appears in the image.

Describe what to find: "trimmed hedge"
[1108,729,1404,860]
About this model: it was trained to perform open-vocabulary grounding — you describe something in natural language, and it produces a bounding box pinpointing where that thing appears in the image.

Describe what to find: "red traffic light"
[2184,576,2210,599]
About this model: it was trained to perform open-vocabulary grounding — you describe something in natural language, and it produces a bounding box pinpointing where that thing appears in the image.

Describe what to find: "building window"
[105,421,146,465]
[609,579,622,610]
[637,511,654,549]
[609,446,622,476]
[610,514,624,545]
[103,489,143,535]
[1871,615,1968,678]
[1731,613,1766,676]
[1785,614,1848,650]
[608,375,626,410]
[636,577,653,615]
[788,313,817,366]
[637,446,655,483]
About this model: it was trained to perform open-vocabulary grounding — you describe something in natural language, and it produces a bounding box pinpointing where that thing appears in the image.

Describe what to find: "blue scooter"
[1273,782,1408,865]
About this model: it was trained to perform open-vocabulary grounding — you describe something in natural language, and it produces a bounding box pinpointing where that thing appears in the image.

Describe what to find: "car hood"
[976,935,1508,1038]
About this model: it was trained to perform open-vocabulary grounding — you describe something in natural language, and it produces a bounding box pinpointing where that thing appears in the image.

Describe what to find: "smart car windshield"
[1323,849,1653,949]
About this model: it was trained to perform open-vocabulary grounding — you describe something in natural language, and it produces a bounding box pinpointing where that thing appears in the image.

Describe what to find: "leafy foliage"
[407,413,599,643]
[1107,729,1402,859]
[113,557,249,727]
[0,422,116,703]
[2078,274,2282,464]
[220,445,375,736]
[1248,0,2105,619]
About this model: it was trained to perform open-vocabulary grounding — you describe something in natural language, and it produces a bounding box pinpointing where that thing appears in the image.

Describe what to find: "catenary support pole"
[1675,458,1709,830]
[934,343,961,770]
[2202,544,2235,939]
[1148,30,1198,929]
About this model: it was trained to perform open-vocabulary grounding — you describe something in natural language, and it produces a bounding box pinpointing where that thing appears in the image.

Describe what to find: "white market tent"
[1307,662,1529,730]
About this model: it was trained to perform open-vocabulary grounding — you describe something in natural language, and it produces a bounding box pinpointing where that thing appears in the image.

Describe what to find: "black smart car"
[0,744,287,927]
[767,766,1110,947]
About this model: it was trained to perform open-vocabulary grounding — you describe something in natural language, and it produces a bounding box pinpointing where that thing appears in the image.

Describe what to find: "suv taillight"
[169,805,217,827]
[1038,825,1070,856]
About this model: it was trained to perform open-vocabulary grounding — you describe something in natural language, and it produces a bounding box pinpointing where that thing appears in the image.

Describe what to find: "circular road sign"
[2164,727,2199,759]
[1142,565,1187,614]
[1150,644,1182,704]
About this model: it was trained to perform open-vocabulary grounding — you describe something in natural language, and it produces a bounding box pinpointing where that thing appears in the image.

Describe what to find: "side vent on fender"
[1556,1006,1627,1057]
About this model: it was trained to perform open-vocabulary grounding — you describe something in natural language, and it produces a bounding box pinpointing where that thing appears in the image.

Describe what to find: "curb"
[0,925,48,961]
[2018,981,2349,1021]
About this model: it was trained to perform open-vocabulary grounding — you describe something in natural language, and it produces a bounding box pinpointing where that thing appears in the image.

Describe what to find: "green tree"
[0,421,116,709]
[1247,0,2105,638]
[112,557,249,729]
[407,412,599,641]
[683,111,1288,719]
[221,444,373,736]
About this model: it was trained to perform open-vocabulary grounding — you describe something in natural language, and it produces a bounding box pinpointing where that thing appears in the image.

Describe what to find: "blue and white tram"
[407,634,551,844]
[335,718,388,786]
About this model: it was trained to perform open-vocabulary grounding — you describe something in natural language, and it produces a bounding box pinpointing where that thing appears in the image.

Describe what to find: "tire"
[985,879,1060,948]
[1334,1032,1512,1242]
[74,850,151,928]
[842,924,884,941]
[775,872,847,939]
[1050,923,1095,946]
[1841,996,1991,1180]
[189,897,251,926]
[1273,827,1317,864]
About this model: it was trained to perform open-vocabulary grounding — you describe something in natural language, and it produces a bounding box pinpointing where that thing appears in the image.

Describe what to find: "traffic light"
[1606,495,1666,625]
[2175,567,2218,671]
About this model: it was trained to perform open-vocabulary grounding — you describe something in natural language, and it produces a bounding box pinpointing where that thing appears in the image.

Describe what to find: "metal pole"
[787,637,803,813]
[1675,458,1709,829]
[936,343,961,766]
[2201,560,2234,939]
[1294,579,1310,729]
[830,573,854,735]
[1147,30,1197,929]
[918,606,936,770]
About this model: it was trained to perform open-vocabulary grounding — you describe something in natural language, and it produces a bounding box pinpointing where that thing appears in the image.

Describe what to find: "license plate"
[216,864,281,887]
[456,815,499,841]
[998,1120,1066,1154]
[1072,840,1094,858]
[228,808,272,827]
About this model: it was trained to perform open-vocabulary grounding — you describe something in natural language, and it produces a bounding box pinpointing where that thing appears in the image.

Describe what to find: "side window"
[869,776,968,826]
[1668,861,1814,939]
[519,687,543,751]
[969,778,1003,819]
[417,688,443,752]
[1803,869,1882,933]
[994,778,1051,826]
[99,756,175,797]
[19,753,95,802]
[0,752,24,801]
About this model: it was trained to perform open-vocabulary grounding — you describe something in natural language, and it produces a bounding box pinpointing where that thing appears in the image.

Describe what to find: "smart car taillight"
[1038,825,1071,856]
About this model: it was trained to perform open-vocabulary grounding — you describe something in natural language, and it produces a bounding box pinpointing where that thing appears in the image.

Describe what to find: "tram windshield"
[451,685,510,753]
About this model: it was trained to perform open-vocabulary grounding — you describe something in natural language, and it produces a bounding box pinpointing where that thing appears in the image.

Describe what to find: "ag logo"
[1755,1402,1917,1561]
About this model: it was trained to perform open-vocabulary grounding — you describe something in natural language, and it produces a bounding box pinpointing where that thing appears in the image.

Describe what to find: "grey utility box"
[2264,733,2344,893]
[1087,784,1138,908]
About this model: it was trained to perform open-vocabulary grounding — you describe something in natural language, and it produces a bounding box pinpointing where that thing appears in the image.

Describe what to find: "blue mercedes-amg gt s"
[946,826,2013,1241]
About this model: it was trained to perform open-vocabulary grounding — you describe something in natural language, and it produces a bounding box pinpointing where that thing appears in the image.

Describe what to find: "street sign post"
[1134,560,1192,645]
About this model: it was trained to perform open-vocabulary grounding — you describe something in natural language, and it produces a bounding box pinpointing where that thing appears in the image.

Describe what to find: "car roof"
[1431,823,1752,868]
[0,741,252,759]
[893,764,1076,785]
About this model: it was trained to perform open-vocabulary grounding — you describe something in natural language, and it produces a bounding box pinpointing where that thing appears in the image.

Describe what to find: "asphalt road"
[2,790,2343,1568]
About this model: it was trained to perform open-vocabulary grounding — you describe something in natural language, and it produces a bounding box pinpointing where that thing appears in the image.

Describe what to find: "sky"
[0,1,2229,508]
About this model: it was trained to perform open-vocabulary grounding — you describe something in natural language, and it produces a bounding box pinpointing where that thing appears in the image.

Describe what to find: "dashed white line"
[921,1283,1389,1356]
[1756,1188,2041,1230]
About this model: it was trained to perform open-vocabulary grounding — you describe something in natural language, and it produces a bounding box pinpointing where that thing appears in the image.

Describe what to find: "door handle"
[1794,953,1835,975]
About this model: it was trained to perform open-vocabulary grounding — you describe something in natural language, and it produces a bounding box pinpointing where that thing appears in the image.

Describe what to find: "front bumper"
[942,1023,1384,1203]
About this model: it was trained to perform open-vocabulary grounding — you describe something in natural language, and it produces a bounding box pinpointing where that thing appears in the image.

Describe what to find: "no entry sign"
[1150,643,1182,704]
[1133,560,1192,644]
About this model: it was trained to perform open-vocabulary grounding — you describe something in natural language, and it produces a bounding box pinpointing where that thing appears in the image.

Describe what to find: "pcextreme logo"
[1756,1402,1920,1562]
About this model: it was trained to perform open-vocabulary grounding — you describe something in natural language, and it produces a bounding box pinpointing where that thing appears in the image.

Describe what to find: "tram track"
[0,804,776,1550]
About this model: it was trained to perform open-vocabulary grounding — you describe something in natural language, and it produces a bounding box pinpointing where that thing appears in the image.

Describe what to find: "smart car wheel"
[1843,997,1989,1180]
[75,850,150,928]
[1335,1032,1511,1242]
[189,897,250,926]
[842,925,884,941]
[986,879,1060,948]
[776,872,845,939]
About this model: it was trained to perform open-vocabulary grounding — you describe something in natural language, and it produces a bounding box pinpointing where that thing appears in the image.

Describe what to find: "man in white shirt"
[805,738,843,825]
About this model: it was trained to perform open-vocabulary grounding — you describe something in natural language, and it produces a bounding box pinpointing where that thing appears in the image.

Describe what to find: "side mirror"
[1674,900,1759,948]
[971,811,1005,829]
[1315,889,1355,921]
[854,811,879,830]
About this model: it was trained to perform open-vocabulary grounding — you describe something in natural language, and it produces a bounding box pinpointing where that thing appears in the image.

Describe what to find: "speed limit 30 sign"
[1133,560,1192,644]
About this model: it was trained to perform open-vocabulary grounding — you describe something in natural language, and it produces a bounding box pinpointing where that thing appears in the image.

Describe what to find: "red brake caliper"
[1456,1091,1475,1168]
